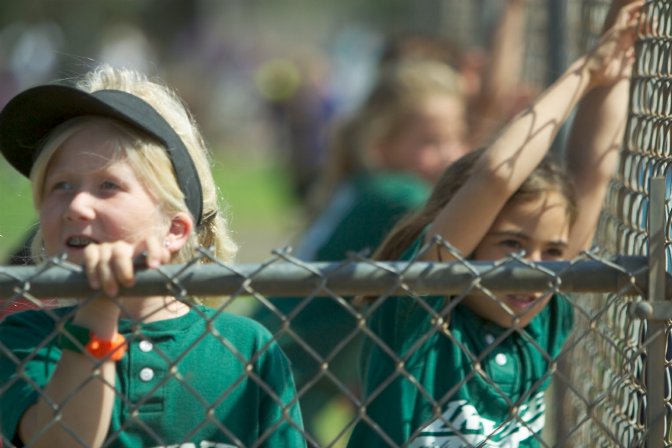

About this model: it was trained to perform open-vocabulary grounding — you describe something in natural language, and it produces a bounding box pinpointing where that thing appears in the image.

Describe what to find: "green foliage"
[0,164,36,263]
[211,154,297,225]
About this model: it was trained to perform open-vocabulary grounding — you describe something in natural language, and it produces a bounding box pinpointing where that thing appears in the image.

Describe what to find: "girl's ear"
[164,212,193,253]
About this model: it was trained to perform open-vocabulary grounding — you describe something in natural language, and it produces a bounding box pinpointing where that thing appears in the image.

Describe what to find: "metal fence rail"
[0,254,653,299]
[0,239,669,447]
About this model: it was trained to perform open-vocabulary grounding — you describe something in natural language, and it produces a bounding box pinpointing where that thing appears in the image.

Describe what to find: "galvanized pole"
[646,176,666,446]
[548,0,570,157]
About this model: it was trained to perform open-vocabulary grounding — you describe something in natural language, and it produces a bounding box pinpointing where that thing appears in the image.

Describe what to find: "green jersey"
[295,172,430,262]
[254,171,430,390]
[0,306,306,448]
[348,242,574,447]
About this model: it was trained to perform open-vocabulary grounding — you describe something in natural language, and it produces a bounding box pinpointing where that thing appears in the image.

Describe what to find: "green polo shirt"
[258,171,430,379]
[0,306,306,447]
[348,241,574,447]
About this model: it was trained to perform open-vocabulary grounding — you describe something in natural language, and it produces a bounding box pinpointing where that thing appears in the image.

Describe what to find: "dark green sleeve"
[315,176,429,261]
[257,338,307,447]
[0,310,62,442]
[348,298,407,447]
[349,235,446,447]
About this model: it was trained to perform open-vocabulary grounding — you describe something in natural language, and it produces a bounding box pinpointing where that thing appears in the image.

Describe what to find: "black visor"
[0,85,203,226]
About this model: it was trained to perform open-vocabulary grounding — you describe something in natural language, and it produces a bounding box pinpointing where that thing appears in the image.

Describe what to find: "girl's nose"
[525,250,543,262]
[64,191,96,222]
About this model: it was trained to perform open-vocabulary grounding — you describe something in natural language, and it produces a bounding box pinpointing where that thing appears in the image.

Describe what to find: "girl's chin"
[504,295,538,310]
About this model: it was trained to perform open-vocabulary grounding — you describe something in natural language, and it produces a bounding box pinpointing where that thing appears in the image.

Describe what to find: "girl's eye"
[101,180,120,190]
[545,247,566,259]
[500,239,523,250]
[51,181,72,192]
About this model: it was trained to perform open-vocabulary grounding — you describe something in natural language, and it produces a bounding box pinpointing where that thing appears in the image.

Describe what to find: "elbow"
[472,156,521,199]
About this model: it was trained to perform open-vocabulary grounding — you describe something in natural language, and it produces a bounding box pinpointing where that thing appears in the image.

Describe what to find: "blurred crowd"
[0,1,623,447]
[0,0,540,206]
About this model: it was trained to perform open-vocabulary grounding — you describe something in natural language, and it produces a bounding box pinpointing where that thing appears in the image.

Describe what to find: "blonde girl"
[0,65,305,447]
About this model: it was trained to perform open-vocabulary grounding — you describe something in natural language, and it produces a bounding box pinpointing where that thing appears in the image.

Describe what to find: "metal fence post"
[646,176,667,446]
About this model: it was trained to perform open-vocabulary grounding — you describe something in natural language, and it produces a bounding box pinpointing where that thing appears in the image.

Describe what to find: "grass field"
[0,163,36,261]
[0,152,302,264]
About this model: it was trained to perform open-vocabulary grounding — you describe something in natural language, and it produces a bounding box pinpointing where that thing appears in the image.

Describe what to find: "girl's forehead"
[49,123,128,168]
[494,191,572,237]
[43,147,133,191]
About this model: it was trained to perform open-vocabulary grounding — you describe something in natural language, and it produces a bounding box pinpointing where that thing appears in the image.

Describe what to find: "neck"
[120,295,191,323]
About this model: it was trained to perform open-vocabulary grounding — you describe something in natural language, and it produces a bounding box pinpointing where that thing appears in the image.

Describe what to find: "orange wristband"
[60,322,127,361]
[86,332,127,361]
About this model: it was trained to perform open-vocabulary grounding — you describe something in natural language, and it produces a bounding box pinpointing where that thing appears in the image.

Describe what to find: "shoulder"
[525,293,574,353]
[355,172,430,206]
[0,307,73,355]
[1,306,73,330]
[548,293,574,324]
[399,229,430,261]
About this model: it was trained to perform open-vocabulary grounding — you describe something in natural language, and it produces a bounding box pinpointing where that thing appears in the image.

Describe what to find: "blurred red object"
[0,297,60,321]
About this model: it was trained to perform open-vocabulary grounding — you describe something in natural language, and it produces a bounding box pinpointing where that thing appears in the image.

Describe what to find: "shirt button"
[495,353,508,366]
[139,367,154,381]
[139,340,153,352]
[484,334,495,345]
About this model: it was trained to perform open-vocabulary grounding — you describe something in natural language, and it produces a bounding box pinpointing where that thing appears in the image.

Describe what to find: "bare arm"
[469,0,528,147]
[564,0,641,255]
[425,1,641,261]
[17,238,172,447]
[19,300,120,448]
[564,80,629,255]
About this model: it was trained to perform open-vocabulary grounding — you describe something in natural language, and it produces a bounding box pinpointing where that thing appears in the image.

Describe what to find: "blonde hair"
[30,65,237,306]
[309,60,466,214]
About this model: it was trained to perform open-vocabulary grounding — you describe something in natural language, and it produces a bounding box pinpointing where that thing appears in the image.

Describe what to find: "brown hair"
[373,148,578,261]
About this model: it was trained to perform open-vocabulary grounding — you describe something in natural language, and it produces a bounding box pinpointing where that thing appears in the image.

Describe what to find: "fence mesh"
[3,0,672,447]
[0,246,654,447]
[566,0,672,447]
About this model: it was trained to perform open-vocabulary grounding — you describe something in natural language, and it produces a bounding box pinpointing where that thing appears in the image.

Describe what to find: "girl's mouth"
[66,235,97,248]
[504,294,538,310]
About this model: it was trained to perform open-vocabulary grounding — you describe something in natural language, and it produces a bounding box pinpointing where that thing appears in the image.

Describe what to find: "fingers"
[83,238,171,297]
[587,2,642,86]
[603,0,644,32]
[84,242,135,297]
[144,237,172,269]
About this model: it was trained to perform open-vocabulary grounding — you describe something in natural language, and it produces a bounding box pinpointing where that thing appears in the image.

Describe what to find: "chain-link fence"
[0,242,663,447]
[565,1,672,447]
[3,0,672,447]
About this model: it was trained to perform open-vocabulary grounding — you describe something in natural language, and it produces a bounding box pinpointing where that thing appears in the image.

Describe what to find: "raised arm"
[564,0,640,255]
[425,1,642,261]
[468,0,528,147]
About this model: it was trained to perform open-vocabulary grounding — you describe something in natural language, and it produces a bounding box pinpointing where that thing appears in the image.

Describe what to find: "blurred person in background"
[256,56,467,448]
[252,2,532,446]
[379,0,533,150]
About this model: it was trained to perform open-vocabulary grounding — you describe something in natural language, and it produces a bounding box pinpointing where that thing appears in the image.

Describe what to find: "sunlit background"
[0,0,583,260]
